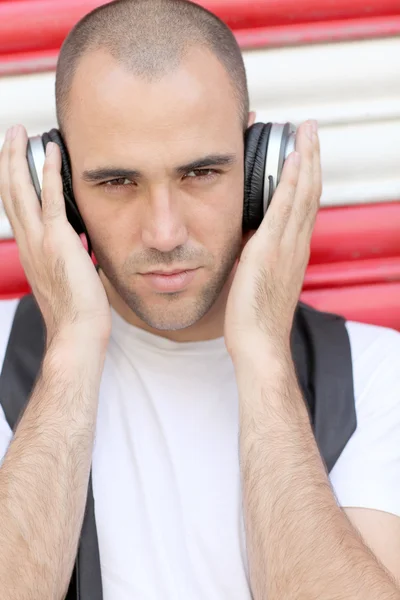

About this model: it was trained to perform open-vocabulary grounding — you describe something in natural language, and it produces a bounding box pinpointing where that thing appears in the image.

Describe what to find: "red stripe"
[310,202,400,265]
[2,15,400,77]
[0,0,399,56]
[202,0,400,28]
[235,15,400,48]
[301,283,400,330]
[304,256,400,290]
[0,240,30,297]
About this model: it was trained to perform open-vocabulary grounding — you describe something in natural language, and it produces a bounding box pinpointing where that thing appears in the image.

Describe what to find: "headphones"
[27,122,296,255]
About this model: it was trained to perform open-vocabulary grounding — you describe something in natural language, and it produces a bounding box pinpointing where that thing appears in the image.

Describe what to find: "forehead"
[66,46,242,163]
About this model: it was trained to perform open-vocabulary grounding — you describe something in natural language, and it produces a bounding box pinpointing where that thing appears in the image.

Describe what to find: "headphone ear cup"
[41,130,92,253]
[243,122,272,230]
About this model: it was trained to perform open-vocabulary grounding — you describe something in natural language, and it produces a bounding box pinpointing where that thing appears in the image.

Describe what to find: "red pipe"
[0,240,30,297]
[2,14,400,77]
[301,283,400,330]
[201,0,400,28]
[303,256,400,290]
[0,0,399,55]
[309,203,400,265]
[236,15,400,48]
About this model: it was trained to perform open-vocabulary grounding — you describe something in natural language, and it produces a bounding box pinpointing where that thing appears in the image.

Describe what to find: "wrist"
[45,327,108,373]
[233,344,305,416]
[47,322,110,353]
[230,335,291,373]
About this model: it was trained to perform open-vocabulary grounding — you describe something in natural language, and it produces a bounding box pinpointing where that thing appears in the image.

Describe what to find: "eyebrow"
[81,153,237,182]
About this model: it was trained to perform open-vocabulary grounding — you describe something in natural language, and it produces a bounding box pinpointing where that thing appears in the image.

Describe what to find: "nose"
[141,185,188,252]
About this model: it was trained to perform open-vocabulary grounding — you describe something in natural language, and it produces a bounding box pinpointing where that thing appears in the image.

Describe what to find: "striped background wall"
[1,0,400,327]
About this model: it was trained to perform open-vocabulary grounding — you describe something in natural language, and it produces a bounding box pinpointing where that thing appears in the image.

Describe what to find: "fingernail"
[306,123,313,140]
[310,120,318,133]
[46,142,54,157]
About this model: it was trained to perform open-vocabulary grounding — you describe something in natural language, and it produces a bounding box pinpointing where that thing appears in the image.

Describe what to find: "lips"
[140,268,199,293]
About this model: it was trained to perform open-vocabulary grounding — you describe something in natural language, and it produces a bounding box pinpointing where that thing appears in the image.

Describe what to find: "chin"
[127,292,216,331]
[100,248,238,332]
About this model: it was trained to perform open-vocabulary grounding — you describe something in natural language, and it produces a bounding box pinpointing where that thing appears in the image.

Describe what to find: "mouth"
[139,268,200,293]
[144,268,193,276]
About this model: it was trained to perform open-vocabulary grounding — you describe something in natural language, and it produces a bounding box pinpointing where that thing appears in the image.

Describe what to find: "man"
[0,0,400,598]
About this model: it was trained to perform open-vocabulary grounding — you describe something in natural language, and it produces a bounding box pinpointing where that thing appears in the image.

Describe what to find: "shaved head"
[54,0,252,340]
[55,0,249,135]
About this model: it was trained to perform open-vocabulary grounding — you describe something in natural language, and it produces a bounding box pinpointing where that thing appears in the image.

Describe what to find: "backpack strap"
[0,295,103,600]
[294,303,357,473]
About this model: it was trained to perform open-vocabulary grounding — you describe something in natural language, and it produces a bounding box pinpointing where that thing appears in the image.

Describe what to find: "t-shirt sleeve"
[0,299,19,463]
[329,321,400,517]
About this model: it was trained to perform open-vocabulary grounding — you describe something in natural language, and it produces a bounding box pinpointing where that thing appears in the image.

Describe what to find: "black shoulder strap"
[0,295,103,600]
[0,295,45,429]
[293,303,357,473]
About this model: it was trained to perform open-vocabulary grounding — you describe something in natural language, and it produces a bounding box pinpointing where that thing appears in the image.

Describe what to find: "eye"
[101,178,136,193]
[105,178,133,187]
[184,169,218,181]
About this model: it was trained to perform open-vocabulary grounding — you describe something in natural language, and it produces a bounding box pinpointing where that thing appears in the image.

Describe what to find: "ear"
[247,111,256,128]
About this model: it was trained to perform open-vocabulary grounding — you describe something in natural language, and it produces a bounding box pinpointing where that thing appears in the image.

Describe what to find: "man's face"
[66,46,246,331]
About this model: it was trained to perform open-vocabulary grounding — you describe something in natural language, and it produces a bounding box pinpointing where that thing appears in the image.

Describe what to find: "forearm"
[0,334,106,600]
[236,352,400,600]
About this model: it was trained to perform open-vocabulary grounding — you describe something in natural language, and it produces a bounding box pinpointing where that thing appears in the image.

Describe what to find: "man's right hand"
[0,124,111,345]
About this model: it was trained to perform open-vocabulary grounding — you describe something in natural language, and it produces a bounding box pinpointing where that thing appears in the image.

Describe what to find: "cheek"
[191,168,244,237]
[191,191,243,261]
[74,186,142,264]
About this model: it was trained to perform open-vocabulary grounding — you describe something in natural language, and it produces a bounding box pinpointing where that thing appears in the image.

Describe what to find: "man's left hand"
[224,119,321,362]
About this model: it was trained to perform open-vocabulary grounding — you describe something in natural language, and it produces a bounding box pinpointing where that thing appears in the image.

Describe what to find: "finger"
[41,141,68,225]
[306,127,322,235]
[7,125,44,234]
[256,150,301,243]
[290,121,315,232]
[0,128,18,232]
[293,125,321,240]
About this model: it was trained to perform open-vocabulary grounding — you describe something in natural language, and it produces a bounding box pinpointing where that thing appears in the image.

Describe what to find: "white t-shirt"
[0,298,400,599]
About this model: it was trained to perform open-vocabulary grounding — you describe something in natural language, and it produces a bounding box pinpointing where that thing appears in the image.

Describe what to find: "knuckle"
[279,201,292,223]
[277,177,296,202]
[305,158,314,178]
[44,204,62,222]
[304,199,315,223]
[41,186,61,214]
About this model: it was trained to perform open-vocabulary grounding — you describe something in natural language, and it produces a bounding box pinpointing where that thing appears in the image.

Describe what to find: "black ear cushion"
[243,122,272,230]
[41,129,91,254]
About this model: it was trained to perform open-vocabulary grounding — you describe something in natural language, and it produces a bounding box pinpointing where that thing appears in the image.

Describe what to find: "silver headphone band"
[263,122,296,214]
[28,136,46,193]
